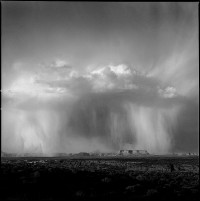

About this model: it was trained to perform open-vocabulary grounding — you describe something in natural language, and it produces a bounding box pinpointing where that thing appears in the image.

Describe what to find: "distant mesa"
[73,152,90,157]
[119,149,149,156]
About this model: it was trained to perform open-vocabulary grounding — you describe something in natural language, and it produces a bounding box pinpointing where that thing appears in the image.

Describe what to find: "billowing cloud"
[158,86,177,98]
[50,59,69,68]
[2,59,195,155]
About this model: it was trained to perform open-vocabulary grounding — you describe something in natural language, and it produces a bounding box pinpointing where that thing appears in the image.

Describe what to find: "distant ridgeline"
[1,151,43,157]
[1,150,199,157]
[1,151,18,157]
[119,150,149,155]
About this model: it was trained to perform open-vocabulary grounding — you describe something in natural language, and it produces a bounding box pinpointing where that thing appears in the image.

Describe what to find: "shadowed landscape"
[1,156,199,200]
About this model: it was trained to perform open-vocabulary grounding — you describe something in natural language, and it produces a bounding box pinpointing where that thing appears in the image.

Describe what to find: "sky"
[1,2,199,155]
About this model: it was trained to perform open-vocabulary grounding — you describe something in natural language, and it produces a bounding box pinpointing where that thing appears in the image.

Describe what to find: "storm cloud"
[1,2,198,155]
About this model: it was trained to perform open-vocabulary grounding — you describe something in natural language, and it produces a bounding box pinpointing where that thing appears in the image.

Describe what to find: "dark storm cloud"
[66,87,185,139]
[2,2,198,67]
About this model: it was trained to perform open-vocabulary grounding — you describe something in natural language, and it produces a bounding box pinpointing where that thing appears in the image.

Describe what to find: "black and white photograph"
[1,2,199,200]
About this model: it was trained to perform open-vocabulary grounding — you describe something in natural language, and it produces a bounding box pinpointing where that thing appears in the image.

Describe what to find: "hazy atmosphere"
[1,2,199,155]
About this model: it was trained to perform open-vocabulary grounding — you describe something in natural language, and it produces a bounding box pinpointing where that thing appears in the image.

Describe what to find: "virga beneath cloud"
[2,60,197,155]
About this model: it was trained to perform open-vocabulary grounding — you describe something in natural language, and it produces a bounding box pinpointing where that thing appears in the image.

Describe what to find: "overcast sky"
[1,2,199,155]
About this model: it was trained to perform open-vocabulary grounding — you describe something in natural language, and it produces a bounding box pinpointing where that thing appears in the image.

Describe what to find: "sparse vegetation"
[1,156,199,200]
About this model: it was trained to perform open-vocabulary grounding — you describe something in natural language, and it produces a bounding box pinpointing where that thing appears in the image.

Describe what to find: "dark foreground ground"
[1,156,199,200]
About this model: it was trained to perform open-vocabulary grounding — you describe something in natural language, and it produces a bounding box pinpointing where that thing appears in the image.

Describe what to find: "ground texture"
[1,156,199,200]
